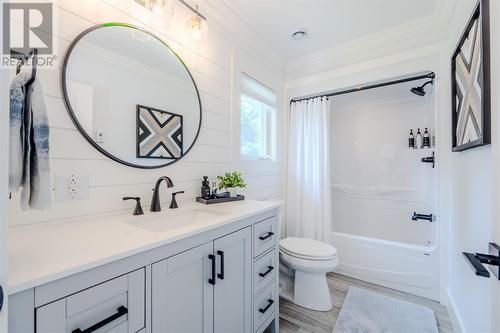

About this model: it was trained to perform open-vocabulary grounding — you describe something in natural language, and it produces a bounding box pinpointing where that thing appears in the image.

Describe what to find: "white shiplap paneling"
[9,0,285,226]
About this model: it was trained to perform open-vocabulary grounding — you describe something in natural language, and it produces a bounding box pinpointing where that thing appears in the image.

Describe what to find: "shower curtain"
[286,97,332,243]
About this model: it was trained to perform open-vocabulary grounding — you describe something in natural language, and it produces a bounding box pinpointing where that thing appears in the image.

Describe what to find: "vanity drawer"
[254,283,276,330]
[253,217,276,258]
[36,268,145,333]
[254,250,276,295]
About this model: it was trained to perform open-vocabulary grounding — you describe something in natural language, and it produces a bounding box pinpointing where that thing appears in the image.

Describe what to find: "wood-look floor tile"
[279,272,453,333]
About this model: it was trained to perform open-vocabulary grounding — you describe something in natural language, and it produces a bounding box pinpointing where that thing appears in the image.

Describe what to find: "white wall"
[490,1,500,332]
[8,0,285,227]
[446,1,493,332]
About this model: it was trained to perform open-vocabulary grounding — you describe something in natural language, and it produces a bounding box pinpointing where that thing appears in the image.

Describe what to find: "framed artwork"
[451,0,490,152]
[136,104,183,159]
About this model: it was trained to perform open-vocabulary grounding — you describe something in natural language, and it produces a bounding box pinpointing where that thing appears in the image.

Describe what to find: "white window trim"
[240,93,276,160]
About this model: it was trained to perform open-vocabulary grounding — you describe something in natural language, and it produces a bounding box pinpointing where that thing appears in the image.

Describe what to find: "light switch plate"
[54,174,89,201]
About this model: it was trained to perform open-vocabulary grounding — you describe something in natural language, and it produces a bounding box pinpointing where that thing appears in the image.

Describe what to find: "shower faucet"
[411,212,433,222]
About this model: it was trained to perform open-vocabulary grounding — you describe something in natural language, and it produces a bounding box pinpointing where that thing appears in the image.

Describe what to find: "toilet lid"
[279,237,337,260]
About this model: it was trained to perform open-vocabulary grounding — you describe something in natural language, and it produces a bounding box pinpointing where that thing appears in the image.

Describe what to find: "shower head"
[411,80,433,96]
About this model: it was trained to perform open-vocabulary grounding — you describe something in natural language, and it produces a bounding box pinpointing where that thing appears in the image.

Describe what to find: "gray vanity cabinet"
[152,242,214,333]
[36,269,145,333]
[152,227,252,333]
[213,227,252,333]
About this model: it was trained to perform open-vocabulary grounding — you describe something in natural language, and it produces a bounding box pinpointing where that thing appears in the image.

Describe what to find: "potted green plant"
[217,171,246,197]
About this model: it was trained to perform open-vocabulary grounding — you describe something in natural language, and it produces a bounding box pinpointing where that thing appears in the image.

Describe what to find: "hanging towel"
[9,73,51,209]
[9,72,30,192]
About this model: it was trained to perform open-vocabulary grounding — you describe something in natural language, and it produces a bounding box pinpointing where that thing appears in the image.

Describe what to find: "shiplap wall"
[9,0,285,226]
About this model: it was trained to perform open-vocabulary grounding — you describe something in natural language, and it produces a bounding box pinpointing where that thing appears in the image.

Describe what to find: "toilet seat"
[280,251,339,273]
[279,237,337,261]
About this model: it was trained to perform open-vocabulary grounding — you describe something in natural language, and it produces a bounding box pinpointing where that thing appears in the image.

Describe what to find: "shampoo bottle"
[423,128,430,149]
[415,128,423,149]
[408,129,415,149]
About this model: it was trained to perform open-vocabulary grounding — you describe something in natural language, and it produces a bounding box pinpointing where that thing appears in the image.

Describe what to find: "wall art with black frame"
[451,0,491,152]
[137,104,183,159]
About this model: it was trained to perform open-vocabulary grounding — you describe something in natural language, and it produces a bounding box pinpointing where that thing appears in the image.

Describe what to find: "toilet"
[264,198,339,311]
[279,237,339,311]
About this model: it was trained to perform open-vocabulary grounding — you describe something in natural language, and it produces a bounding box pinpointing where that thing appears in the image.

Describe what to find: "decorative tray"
[196,195,245,204]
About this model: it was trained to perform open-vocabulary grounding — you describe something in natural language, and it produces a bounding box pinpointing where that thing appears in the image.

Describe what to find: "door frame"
[0,0,9,331]
[490,1,500,331]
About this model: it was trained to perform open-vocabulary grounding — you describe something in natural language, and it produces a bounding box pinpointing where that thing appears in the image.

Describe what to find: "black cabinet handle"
[259,266,274,278]
[259,232,274,241]
[72,306,128,333]
[217,250,225,280]
[258,299,274,314]
[0,285,3,312]
[208,254,216,285]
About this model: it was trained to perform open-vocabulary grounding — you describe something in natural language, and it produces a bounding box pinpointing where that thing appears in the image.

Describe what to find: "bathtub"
[331,231,440,301]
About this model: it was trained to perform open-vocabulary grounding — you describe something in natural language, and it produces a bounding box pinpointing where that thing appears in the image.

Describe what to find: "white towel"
[9,73,52,209]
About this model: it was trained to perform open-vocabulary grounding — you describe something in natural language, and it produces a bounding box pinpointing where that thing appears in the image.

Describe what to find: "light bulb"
[146,0,175,29]
[147,0,165,15]
[185,6,207,44]
[190,14,202,40]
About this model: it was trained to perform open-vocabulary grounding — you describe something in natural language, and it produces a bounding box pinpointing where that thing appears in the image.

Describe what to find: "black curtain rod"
[290,72,435,103]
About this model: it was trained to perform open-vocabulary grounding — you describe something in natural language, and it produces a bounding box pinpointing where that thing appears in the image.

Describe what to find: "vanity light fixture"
[135,0,176,28]
[135,0,208,39]
[184,3,208,41]
[147,0,166,15]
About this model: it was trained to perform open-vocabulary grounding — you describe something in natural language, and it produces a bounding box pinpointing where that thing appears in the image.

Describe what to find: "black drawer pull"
[72,306,128,333]
[208,254,216,285]
[217,250,225,280]
[259,232,274,241]
[259,299,274,314]
[259,266,274,278]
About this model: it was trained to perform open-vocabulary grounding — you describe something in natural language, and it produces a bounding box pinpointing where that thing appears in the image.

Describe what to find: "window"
[240,73,276,159]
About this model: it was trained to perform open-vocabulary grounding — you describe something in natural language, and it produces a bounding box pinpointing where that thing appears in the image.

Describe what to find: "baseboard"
[445,288,465,333]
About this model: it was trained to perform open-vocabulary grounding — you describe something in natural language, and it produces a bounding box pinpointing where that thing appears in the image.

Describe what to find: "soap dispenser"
[201,176,211,199]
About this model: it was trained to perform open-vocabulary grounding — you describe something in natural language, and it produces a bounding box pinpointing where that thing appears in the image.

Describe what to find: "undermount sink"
[127,207,230,232]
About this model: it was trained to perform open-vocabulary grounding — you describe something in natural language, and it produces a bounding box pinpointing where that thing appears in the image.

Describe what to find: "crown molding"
[285,0,458,81]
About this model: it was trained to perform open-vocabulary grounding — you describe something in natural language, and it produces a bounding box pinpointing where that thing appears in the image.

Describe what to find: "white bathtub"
[331,231,440,300]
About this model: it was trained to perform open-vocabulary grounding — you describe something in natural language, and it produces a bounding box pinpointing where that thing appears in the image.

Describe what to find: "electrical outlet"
[54,174,89,201]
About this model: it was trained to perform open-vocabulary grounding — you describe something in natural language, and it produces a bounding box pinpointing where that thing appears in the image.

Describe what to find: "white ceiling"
[220,0,439,60]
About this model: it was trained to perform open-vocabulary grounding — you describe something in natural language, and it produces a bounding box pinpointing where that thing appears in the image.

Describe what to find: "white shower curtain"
[286,97,332,243]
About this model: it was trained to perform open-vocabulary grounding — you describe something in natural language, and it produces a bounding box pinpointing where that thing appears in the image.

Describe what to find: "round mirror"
[62,23,202,168]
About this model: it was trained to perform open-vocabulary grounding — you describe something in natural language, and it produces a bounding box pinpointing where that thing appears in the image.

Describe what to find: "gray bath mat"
[333,287,438,333]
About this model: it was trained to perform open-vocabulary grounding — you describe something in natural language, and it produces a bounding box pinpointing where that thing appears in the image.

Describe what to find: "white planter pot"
[226,187,237,197]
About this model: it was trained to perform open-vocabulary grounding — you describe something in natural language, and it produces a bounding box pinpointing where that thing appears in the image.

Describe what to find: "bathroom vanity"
[8,200,279,333]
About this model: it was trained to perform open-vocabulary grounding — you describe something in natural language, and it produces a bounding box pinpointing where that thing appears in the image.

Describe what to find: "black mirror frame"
[61,22,202,169]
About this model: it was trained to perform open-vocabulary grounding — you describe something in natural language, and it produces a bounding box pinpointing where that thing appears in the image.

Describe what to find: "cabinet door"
[152,242,214,333]
[214,227,252,333]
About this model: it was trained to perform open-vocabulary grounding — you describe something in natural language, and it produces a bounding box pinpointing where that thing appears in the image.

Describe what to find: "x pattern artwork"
[137,105,183,159]
[454,17,483,147]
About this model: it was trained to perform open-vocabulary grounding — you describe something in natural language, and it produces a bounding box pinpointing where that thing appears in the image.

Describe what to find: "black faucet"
[169,191,185,209]
[151,176,174,212]
[122,197,144,215]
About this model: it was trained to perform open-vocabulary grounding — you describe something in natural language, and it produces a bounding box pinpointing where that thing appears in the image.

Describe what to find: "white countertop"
[8,200,279,295]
